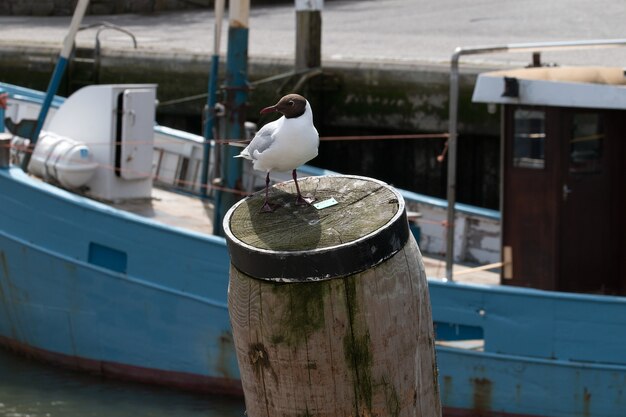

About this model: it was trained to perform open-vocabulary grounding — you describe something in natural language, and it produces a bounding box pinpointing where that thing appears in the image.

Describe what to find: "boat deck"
[422,256,499,285]
[113,186,500,286]
[111,187,216,236]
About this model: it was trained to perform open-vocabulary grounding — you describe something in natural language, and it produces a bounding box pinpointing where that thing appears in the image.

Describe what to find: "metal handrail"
[79,22,138,50]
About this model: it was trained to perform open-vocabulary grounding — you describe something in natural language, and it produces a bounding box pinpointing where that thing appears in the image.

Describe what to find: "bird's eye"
[288,100,294,106]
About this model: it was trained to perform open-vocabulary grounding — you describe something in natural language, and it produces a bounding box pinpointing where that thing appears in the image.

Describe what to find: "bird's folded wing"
[244,126,275,159]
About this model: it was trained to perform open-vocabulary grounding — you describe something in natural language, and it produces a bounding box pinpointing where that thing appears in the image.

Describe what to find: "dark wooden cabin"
[473,67,626,294]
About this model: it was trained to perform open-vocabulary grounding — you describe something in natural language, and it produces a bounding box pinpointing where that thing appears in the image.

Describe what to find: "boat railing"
[1,81,502,266]
[152,126,209,195]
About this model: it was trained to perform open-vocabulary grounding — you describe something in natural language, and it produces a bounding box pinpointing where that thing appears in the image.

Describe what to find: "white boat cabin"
[473,66,626,294]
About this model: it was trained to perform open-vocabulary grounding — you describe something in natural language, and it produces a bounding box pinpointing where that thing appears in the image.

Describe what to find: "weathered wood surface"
[295,9,322,71]
[226,175,441,417]
[228,237,441,417]
[229,175,398,251]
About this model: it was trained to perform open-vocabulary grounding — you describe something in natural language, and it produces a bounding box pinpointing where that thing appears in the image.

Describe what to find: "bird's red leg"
[260,172,274,212]
[293,169,313,206]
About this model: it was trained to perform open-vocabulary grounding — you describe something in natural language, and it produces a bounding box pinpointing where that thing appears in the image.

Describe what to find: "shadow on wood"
[234,184,322,251]
[224,175,442,417]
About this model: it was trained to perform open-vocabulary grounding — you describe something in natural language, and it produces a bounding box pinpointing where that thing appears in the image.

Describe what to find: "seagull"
[235,94,319,212]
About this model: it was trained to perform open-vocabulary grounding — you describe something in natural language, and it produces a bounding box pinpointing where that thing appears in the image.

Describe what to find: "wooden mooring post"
[224,175,441,417]
[295,0,322,71]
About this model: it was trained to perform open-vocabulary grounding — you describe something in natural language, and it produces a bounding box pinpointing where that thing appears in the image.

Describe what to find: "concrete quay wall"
[0,43,498,137]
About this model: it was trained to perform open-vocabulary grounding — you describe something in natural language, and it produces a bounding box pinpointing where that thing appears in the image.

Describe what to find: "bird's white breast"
[251,105,319,172]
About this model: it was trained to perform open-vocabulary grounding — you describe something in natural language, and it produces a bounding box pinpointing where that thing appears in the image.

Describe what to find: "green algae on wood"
[270,280,328,347]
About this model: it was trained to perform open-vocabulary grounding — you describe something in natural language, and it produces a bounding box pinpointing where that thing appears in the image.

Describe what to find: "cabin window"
[569,113,603,174]
[513,109,546,169]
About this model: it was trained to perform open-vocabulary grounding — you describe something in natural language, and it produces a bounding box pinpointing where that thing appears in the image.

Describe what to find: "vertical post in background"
[201,0,225,199]
[213,0,249,236]
[295,0,323,71]
[445,51,461,281]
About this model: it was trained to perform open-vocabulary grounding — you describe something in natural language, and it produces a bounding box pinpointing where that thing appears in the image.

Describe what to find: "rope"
[214,132,449,146]
[4,141,475,277]
[1,131,452,218]
[320,133,449,141]
[3,133,449,148]
[157,68,323,107]
[2,142,249,197]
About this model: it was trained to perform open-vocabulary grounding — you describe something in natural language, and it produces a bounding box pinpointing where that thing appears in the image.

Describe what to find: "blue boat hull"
[436,346,626,417]
[0,167,241,394]
[429,276,626,417]
[2,165,626,416]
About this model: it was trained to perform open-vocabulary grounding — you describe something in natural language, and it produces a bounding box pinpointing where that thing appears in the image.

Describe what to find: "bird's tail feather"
[233,150,251,160]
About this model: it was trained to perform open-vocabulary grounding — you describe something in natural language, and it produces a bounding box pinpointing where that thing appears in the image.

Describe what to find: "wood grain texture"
[229,176,398,252]
[227,236,442,417]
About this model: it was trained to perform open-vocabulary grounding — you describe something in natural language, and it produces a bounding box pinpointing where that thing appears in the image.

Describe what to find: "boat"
[431,39,626,417]
[1,5,626,416]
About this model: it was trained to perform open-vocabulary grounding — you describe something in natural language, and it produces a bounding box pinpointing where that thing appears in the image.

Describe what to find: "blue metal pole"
[201,0,224,199]
[21,0,90,170]
[201,54,220,198]
[29,56,68,138]
[213,25,248,236]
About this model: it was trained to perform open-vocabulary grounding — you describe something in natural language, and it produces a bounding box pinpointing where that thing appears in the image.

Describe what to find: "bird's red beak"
[0,93,7,110]
[260,105,277,115]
